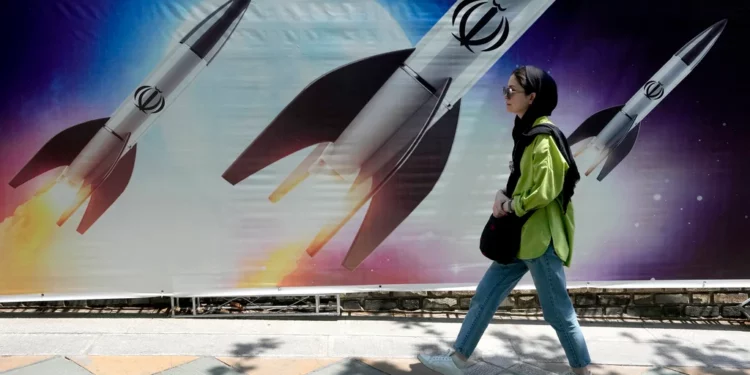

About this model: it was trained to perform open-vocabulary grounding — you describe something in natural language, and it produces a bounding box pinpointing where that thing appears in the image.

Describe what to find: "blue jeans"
[453,243,591,368]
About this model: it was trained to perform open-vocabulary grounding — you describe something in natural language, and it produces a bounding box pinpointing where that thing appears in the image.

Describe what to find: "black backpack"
[479,123,580,264]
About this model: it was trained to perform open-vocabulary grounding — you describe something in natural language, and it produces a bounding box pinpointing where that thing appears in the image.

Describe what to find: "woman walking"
[418,65,592,375]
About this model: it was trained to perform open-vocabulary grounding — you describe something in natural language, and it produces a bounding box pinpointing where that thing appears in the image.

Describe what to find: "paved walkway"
[5,355,747,374]
[0,316,747,374]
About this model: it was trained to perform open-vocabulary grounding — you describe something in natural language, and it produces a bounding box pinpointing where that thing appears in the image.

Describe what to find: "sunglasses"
[502,86,525,98]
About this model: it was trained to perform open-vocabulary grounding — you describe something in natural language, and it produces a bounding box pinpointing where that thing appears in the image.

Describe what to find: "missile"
[9,0,251,234]
[568,19,727,181]
[222,0,554,270]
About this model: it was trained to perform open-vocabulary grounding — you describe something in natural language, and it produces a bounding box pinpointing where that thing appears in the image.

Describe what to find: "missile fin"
[342,98,460,271]
[268,143,327,202]
[76,144,138,234]
[303,78,456,268]
[222,48,416,185]
[567,106,623,145]
[9,118,109,188]
[597,123,640,181]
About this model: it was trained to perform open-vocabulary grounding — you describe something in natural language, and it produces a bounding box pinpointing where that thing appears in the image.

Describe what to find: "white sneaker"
[417,350,466,375]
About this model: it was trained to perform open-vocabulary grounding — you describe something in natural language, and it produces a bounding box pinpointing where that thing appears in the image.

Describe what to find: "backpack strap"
[520,123,581,213]
[526,124,575,167]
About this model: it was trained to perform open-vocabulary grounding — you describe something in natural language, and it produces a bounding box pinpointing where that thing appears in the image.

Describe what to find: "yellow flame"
[228,152,385,289]
[236,240,309,288]
[269,171,309,203]
[235,169,359,288]
[43,179,85,219]
[0,181,79,295]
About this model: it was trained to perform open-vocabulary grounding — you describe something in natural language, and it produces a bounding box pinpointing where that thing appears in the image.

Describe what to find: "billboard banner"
[1,0,748,299]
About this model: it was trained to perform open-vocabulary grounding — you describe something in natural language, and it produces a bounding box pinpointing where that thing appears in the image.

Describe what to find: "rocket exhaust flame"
[223,0,556,271]
[236,170,358,287]
[6,0,251,235]
[41,179,85,219]
[0,184,76,294]
[21,174,94,228]
[55,183,93,227]
[306,177,373,258]
[567,19,727,181]
[237,241,309,288]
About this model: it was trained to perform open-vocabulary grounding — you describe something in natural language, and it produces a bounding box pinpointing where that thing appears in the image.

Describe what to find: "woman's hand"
[493,190,510,218]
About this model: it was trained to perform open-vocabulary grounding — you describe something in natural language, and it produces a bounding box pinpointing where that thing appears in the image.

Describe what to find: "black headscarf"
[507,66,579,213]
[511,66,558,142]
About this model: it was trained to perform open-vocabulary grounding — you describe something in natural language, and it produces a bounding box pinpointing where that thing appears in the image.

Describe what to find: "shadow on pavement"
[208,337,281,374]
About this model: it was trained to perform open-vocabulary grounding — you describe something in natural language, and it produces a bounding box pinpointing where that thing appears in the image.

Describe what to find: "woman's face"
[504,75,534,116]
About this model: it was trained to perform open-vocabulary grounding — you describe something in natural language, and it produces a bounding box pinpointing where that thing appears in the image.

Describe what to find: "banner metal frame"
[740,297,750,319]
[168,294,341,318]
[1,279,749,305]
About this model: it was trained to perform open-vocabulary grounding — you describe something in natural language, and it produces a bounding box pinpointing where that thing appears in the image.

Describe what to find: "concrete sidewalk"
[0,316,747,374]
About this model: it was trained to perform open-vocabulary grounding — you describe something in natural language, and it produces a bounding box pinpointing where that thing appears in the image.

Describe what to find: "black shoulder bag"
[479,123,579,264]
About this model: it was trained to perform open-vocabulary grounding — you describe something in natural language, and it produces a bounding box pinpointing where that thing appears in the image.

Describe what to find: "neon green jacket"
[510,116,575,267]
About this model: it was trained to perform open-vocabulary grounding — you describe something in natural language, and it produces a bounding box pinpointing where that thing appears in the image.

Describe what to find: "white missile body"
[223,0,555,270]
[314,0,554,179]
[569,19,727,180]
[10,0,251,233]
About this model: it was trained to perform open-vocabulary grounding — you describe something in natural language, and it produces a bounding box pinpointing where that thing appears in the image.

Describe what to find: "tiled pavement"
[0,317,748,374]
[1,355,749,374]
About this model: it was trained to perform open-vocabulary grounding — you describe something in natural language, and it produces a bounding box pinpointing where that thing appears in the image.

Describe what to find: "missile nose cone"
[230,0,251,9]
[714,18,728,33]
[180,0,251,64]
[676,18,728,66]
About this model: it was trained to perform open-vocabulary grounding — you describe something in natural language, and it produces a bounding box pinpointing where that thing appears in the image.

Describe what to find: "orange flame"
[0,181,78,295]
[236,240,309,288]
[234,169,364,288]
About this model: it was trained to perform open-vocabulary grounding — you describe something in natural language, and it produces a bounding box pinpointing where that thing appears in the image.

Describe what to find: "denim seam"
[454,265,514,357]
[541,252,584,367]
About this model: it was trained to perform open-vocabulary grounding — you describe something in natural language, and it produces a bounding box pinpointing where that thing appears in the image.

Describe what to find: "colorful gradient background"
[1,0,748,298]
